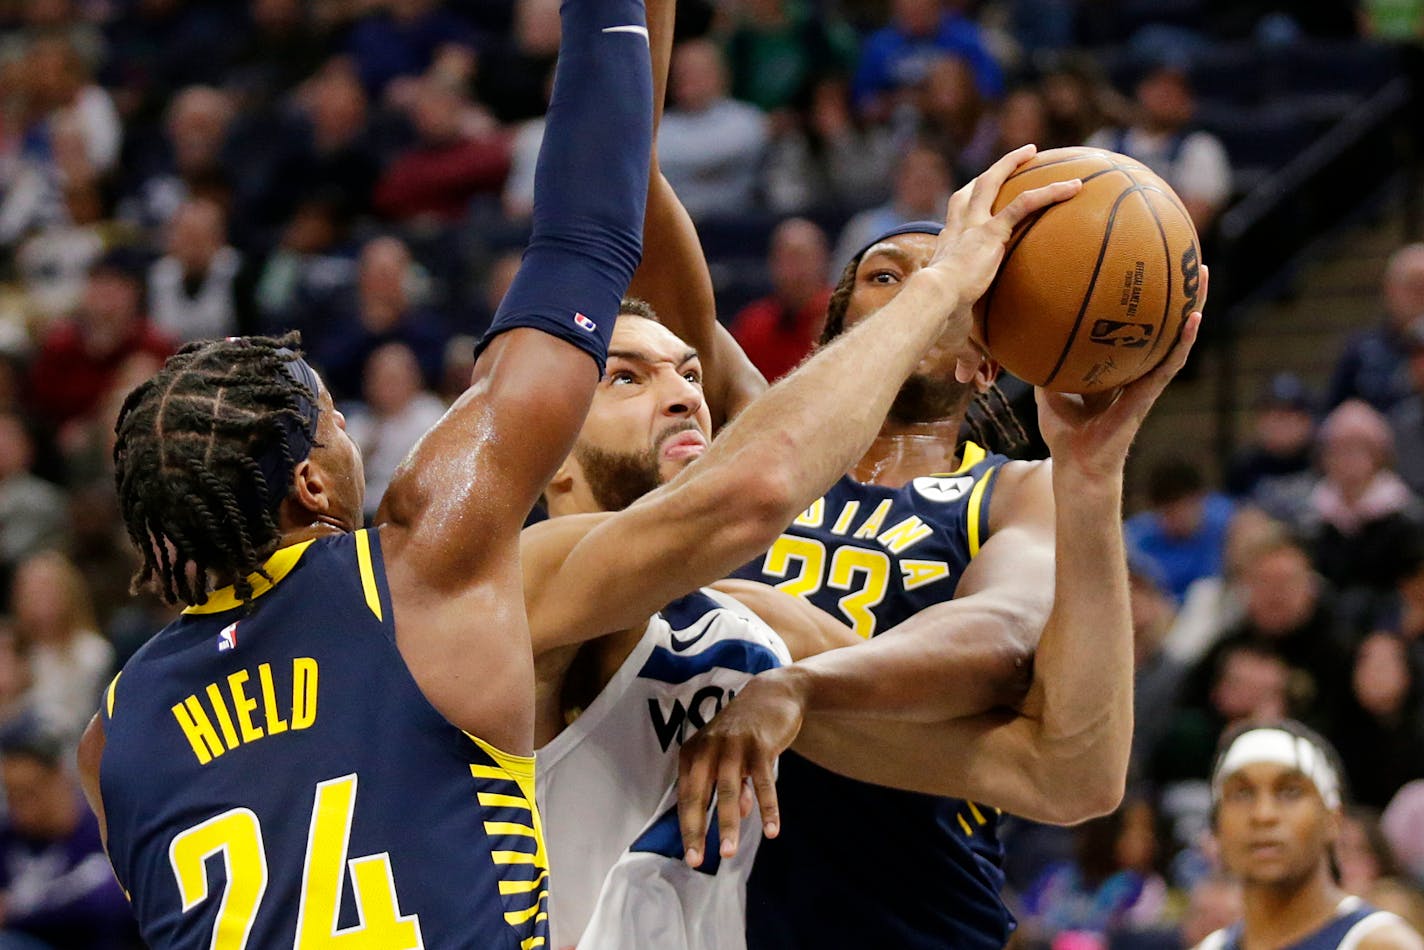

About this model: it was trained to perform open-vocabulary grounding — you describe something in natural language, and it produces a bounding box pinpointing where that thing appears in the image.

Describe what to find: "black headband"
[253,348,321,512]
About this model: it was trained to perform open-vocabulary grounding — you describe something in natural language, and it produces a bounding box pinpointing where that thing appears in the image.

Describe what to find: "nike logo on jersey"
[912,475,975,503]
[601,24,649,41]
[668,627,708,652]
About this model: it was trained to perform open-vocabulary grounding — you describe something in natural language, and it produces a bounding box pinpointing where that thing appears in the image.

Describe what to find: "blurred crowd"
[0,0,1419,946]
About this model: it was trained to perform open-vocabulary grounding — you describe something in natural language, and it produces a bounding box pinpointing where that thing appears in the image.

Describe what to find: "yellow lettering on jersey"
[967,802,988,826]
[900,559,950,592]
[228,670,264,744]
[793,498,825,528]
[174,658,317,765]
[876,515,933,554]
[173,697,226,765]
[259,663,288,735]
[292,658,318,730]
[205,684,241,751]
[852,500,892,540]
[830,501,860,536]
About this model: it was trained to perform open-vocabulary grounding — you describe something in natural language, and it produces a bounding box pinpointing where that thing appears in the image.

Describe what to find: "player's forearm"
[1016,464,1132,813]
[683,268,961,522]
[767,595,1034,725]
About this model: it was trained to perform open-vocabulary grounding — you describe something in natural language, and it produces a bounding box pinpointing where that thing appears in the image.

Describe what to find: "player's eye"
[869,270,900,285]
[1278,782,1306,801]
[683,370,702,385]
[609,370,638,386]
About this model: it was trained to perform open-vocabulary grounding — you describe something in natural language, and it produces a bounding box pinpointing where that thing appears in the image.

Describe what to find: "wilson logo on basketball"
[1180,244,1201,322]
[1089,319,1154,348]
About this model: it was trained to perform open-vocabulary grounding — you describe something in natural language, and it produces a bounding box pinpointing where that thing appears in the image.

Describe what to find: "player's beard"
[573,442,662,512]
[887,373,974,424]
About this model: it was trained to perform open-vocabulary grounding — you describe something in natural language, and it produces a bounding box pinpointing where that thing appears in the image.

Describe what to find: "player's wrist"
[904,267,963,320]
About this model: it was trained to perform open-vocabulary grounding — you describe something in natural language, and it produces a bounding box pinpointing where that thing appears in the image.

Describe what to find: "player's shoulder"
[1351,913,1424,950]
[1193,927,1234,950]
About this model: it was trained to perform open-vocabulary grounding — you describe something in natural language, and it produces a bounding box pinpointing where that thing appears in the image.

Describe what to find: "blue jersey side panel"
[735,444,1017,949]
[99,531,549,950]
[1219,902,1384,950]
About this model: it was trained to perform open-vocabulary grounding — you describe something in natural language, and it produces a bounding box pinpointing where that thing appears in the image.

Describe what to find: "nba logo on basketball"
[574,313,597,332]
[217,622,239,652]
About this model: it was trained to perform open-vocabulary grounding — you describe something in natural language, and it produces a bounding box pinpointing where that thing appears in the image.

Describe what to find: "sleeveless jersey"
[100,530,551,950]
[1198,897,1405,950]
[537,589,791,950]
[732,441,1019,950]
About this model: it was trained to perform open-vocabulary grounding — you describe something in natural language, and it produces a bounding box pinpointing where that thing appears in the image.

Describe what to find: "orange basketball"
[975,147,1203,394]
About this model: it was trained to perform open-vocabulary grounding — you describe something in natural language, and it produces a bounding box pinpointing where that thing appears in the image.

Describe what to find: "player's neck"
[852,417,965,487]
[1241,864,1342,950]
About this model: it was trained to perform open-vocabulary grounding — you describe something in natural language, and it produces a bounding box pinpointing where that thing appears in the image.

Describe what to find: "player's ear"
[973,357,1000,393]
[954,351,999,391]
[545,457,576,504]
[290,458,330,517]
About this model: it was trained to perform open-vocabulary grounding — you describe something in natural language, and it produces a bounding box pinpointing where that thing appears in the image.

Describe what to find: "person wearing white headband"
[1197,721,1423,950]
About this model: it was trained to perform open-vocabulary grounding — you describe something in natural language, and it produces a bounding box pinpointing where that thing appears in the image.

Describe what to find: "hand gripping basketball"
[922,144,1084,349]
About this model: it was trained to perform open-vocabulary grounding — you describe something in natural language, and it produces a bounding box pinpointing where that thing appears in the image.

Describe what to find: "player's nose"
[660,371,704,417]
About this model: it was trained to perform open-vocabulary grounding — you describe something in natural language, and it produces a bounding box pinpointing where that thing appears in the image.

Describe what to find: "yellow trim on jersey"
[105,672,121,718]
[182,540,316,615]
[943,440,987,477]
[355,529,383,621]
[966,466,997,558]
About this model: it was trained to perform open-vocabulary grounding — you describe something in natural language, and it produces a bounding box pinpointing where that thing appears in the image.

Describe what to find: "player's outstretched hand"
[924,144,1083,341]
[676,669,807,868]
[1036,266,1208,477]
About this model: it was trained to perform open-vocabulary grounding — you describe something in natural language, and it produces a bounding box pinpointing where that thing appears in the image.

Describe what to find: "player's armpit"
[78,715,108,849]
[708,580,861,660]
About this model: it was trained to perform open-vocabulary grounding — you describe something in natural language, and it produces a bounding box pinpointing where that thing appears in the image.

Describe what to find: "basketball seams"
[1042,175,1145,388]
[1131,189,1176,377]
[1002,152,1149,184]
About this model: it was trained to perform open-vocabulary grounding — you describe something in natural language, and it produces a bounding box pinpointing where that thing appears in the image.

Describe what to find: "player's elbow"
[733,465,804,538]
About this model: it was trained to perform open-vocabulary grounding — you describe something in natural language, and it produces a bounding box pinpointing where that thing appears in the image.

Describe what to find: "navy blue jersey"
[1203,898,1400,950]
[734,442,1017,949]
[100,530,550,950]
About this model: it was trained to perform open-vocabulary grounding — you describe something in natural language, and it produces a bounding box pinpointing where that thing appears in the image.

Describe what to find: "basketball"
[976,147,1204,395]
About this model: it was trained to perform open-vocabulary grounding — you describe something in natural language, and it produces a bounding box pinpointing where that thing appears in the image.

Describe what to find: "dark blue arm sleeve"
[476,0,653,374]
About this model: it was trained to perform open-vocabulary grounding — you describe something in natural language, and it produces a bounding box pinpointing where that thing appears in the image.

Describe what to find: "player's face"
[306,382,366,528]
[570,316,711,511]
[1215,761,1338,888]
[841,233,987,424]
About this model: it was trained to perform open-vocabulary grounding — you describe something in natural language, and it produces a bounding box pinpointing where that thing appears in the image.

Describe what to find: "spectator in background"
[0,625,34,732]
[761,77,898,214]
[254,63,378,243]
[23,35,121,174]
[1390,320,1424,495]
[910,54,997,178]
[992,85,1050,158]
[374,75,511,224]
[1330,243,1424,413]
[723,0,857,114]
[346,0,479,96]
[1125,457,1235,603]
[1179,534,1349,738]
[120,84,235,235]
[1307,399,1421,594]
[1225,373,1318,524]
[1337,807,1409,900]
[831,143,952,275]
[1178,873,1243,948]
[15,158,124,323]
[225,0,329,112]
[147,197,244,342]
[10,552,111,744]
[1359,0,1424,40]
[1087,66,1231,233]
[0,727,137,949]
[26,250,173,430]
[252,197,358,337]
[1383,782,1424,884]
[311,236,446,399]
[1042,61,1119,149]
[475,0,560,124]
[0,415,70,585]
[730,218,833,381]
[1019,800,1170,943]
[658,40,770,219]
[1152,641,1292,785]
[345,343,447,520]
[851,0,1003,120]
[1332,634,1424,810]
[1128,555,1187,783]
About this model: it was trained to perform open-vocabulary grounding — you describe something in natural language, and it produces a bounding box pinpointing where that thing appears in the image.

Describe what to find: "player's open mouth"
[661,431,707,461]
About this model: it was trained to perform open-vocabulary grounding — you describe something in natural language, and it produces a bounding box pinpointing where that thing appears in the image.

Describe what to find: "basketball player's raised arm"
[376,0,653,555]
[523,150,1085,651]
[679,310,1205,860]
[625,0,767,430]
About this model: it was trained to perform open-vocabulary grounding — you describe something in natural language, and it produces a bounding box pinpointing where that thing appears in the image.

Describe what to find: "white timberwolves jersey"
[537,588,791,950]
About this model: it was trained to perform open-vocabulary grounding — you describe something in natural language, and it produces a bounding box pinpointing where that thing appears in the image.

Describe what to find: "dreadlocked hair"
[113,333,318,609]
[820,250,1030,455]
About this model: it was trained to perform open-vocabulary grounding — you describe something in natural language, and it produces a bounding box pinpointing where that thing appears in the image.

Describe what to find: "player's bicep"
[380,331,598,585]
[1358,921,1424,950]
